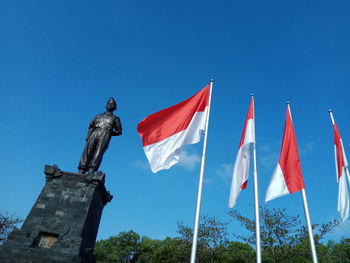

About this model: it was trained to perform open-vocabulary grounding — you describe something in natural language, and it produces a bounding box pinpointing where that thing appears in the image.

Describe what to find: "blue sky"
[1,0,350,242]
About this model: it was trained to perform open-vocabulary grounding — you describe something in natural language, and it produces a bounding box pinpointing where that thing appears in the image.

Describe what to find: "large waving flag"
[228,97,255,208]
[265,104,305,202]
[266,104,318,262]
[137,85,210,173]
[329,111,349,222]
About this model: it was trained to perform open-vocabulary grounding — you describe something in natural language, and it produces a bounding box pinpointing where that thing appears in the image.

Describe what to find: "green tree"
[291,221,340,263]
[93,210,346,262]
[228,207,339,263]
[151,237,189,263]
[177,215,230,263]
[218,241,255,263]
[135,236,162,263]
[94,230,168,263]
[94,230,141,263]
[327,238,350,263]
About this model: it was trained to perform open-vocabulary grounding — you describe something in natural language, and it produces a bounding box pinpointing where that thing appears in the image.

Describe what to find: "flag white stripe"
[337,138,349,222]
[265,163,290,202]
[338,169,350,222]
[341,139,349,167]
[229,144,250,207]
[340,134,350,190]
[243,118,255,145]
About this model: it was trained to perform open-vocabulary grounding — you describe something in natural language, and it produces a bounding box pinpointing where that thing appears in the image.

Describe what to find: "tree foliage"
[95,215,255,263]
[94,207,348,263]
[94,230,142,263]
[228,207,340,263]
[177,215,231,262]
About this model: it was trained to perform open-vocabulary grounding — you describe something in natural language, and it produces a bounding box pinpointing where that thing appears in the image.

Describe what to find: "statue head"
[106,97,117,112]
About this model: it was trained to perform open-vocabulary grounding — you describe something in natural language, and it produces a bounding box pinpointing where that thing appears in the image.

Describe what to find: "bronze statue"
[78,97,122,174]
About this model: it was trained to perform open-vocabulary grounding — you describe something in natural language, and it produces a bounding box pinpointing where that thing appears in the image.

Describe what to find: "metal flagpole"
[251,94,262,263]
[329,110,350,186]
[329,109,335,128]
[301,189,318,263]
[190,80,213,263]
[288,103,318,263]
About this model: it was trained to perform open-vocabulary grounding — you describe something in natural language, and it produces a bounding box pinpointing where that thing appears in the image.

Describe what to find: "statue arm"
[85,118,95,141]
[112,117,122,136]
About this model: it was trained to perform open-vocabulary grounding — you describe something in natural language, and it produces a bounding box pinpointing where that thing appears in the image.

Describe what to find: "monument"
[0,98,122,263]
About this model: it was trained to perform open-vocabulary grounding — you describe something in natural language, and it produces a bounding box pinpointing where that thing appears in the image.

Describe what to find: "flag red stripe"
[137,85,209,146]
[238,98,254,147]
[334,123,344,179]
[279,107,305,193]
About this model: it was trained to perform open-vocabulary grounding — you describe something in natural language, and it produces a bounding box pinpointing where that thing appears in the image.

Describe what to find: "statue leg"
[78,135,97,173]
[88,132,111,173]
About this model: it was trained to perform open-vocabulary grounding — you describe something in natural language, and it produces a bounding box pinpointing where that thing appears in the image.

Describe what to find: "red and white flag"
[331,118,349,222]
[137,85,210,173]
[228,97,255,208]
[265,104,305,202]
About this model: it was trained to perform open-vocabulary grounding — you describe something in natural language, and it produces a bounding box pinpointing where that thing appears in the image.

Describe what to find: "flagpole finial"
[251,93,255,97]
[328,109,332,113]
[210,79,214,83]
[286,101,290,105]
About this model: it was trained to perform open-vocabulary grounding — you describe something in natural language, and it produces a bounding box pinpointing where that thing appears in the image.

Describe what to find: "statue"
[78,97,122,174]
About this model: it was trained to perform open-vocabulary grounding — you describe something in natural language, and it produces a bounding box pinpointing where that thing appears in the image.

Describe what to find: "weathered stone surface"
[0,165,112,263]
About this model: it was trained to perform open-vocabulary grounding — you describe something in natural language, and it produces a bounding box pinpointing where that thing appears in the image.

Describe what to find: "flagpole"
[329,110,350,186]
[251,94,262,263]
[301,191,318,263]
[329,109,335,127]
[190,80,213,263]
[300,189,318,263]
[288,102,318,263]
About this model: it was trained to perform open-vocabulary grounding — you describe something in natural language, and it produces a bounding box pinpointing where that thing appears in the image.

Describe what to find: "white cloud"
[258,142,279,168]
[259,152,279,168]
[328,219,350,240]
[299,141,314,156]
[259,143,271,152]
[132,159,150,170]
[215,163,233,181]
[204,177,213,184]
[178,150,200,171]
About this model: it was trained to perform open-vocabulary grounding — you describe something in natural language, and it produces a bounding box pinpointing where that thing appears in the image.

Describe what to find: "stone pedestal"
[0,165,112,263]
